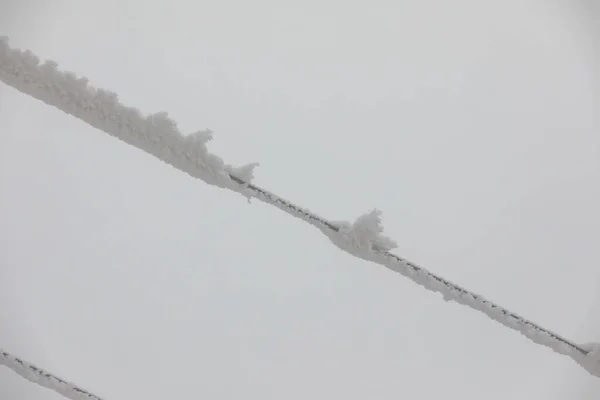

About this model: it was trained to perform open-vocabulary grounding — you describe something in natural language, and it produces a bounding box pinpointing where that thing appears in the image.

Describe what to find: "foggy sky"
[1,0,599,398]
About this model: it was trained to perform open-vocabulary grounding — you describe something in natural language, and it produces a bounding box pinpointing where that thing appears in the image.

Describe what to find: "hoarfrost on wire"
[0,36,239,191]
[225,162,260,184]
[1,36,599,385]
[225,162,260,202]
[0,350,103,400]
[184,129,214,146]
[326,209,397,253]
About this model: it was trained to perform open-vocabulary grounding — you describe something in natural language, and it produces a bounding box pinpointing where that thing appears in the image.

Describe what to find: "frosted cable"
[1,37,598,382]
[0,349,104,400]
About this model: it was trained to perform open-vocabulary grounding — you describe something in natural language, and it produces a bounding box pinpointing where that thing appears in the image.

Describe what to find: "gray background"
[1,0,599,398]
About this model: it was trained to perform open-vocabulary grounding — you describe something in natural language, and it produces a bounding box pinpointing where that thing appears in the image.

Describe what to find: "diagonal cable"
[0,37,598,399]
[0,349,104,400]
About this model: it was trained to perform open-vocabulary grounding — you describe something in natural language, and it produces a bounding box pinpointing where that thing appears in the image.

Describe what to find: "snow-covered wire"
[1,37,598,387]
[0,349,104,400]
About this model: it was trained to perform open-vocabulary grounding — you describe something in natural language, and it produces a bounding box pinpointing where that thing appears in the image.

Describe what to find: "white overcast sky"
[1,0,600,398]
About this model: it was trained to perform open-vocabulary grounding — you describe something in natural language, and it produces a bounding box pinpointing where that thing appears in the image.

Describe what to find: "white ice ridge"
[0,349,104,400]
[1,37,597,379]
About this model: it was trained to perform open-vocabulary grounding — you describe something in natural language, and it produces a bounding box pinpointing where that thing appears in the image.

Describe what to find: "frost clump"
[148,111,176,132]
[225,162,260,184]
[328,209,397,254]
[224,162,260,203]
[185,129,213,146]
